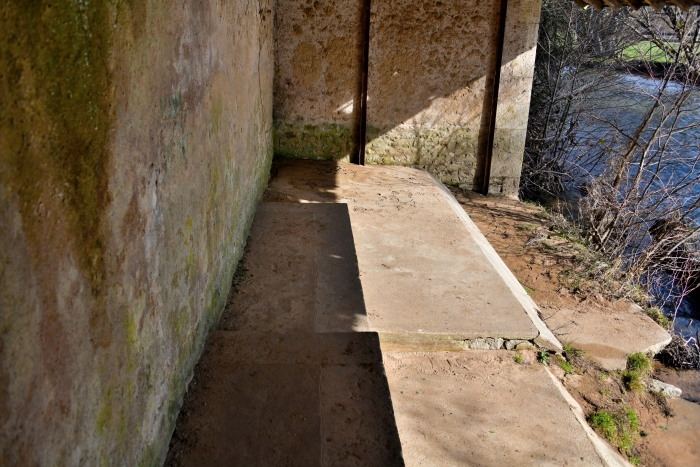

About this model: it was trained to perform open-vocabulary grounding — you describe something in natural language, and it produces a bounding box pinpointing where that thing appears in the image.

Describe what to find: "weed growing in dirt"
[590,408,640,456]
[538,350,550,365]
[599,387,611,397]
[627,353,652,374]
[232,259,248,290]
[621,353,652,392]
[523,200,547,211]
[630,456,640,466]
[558,356,575,375]
[562,342,585,362]
[513,353,524,364]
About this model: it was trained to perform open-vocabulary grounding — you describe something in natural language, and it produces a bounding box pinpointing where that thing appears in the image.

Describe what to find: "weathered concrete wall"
[0,1,273,465]
[366,0,541,196]
[273,0,364,160]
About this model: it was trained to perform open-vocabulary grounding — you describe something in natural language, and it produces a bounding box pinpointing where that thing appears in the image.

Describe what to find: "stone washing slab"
[266,160,551,347]
[382,350,623,467]
[541,303,672,371]
[166,331,403,467]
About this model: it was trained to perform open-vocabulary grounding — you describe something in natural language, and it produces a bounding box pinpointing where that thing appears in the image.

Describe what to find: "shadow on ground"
[166,167,404,466]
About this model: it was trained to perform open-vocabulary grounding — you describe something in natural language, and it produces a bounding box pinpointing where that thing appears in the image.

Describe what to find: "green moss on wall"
[0,0,113,296]
[274,121,354,160]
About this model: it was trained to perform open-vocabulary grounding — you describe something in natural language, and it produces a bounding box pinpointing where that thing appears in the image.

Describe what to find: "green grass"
[590,408,640,456]
[622,353,652,393]
[513,353,524,364]
[599,387,611,397]
[563,342,585,360]
[623,41,700,64]
[558,357,575,375]
[538,350,550,366]
[645,306,669,328]
[523,200,547,211]
[627,353,652,374]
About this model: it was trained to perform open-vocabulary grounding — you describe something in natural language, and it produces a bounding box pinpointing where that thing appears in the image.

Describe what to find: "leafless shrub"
[577,6,700,309]
[657,333,700,369]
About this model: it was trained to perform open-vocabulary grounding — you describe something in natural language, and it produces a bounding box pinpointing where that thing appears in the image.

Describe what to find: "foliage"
[525,2,700,356]
[590,408,640,456]
[523,0,629,198]
[621,352,652,392]
[558,356,575,375]
[645,306,670,327]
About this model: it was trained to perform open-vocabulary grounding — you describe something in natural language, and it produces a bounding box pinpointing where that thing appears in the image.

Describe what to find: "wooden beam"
[604,0,624,10]
[668,0,693,10]
[644,0,666,11]
[573,0,589,8]
[586,0,605,11]
[626,0,645,10]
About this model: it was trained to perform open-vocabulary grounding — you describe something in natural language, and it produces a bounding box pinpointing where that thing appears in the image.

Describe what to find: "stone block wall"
[0,1,273,465]
[365,0,500,191]
[274,0,542,197]
[273,0,364,161]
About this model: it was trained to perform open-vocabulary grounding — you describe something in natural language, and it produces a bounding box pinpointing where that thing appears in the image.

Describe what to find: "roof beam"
[604,0,625,9]
[668,0,694,10]
[586,0,606,11]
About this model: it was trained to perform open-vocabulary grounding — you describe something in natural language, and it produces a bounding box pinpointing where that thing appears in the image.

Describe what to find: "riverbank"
[450,188,700,466]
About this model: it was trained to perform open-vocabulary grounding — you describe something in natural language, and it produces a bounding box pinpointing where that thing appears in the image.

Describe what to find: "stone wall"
[0,1,273,465]
[273,0,364,161]
[274,0,542,196]
[365,0,500,191]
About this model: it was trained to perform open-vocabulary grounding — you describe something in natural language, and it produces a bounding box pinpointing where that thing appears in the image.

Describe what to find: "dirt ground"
[450,188,700,467]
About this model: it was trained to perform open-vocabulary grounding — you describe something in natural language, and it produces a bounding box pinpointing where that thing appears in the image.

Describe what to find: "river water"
[560,73,700,344]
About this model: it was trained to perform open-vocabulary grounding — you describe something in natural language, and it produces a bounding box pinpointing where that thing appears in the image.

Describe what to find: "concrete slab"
[217,202,369,333]
[541,303,672,370]
[165,332,403,467]
[266,160,544,345]
[382,350,607,466]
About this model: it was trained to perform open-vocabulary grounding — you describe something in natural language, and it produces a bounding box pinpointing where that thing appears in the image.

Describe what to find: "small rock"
[469,338,504,350]
[649,379,682,398]
[505,339,526,350]
[515,341,536,351]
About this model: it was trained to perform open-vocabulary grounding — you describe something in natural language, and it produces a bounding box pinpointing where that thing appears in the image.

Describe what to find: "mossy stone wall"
[0,1,273,465]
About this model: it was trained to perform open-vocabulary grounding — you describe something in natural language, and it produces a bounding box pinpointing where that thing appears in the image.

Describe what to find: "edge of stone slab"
[627,303,673,356]
[377,332,539,352]
[423,171,563,352]
[545,367,633,467]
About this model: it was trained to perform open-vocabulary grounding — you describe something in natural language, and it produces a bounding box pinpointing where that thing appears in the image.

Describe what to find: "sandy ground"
[451,189,700,467]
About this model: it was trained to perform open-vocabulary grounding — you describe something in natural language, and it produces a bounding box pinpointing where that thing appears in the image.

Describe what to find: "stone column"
[489,0,542,196]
